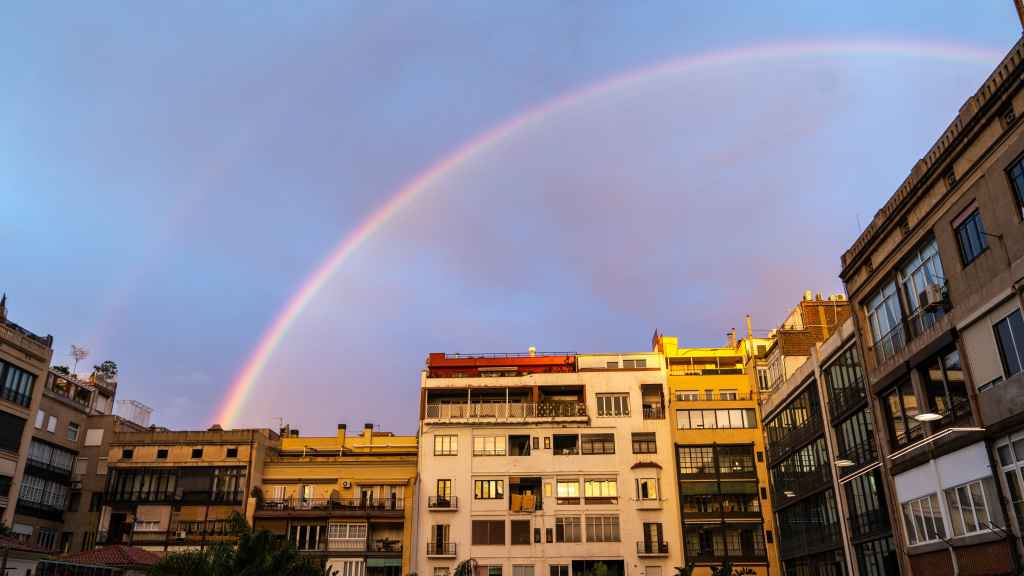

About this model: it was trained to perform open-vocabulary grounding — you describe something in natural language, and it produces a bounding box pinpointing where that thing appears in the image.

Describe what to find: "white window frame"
[584,479,617,499]
[943,479,993,537]
[901,493,946,545]
[35,410,45,429]
[473,435,506,456]
[46,415,56,433]
[67,422,80,442]
[596,394,630,417]
[434,434,458,456]
[636,478,659,501]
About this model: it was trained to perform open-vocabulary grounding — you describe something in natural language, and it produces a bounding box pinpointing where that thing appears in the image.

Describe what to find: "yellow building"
[253,423,417,576]
[655,332,780,575]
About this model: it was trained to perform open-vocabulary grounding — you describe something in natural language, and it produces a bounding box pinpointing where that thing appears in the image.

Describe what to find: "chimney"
[364,422,374,443]
[528,346,536,357]
[337,423,347,447]
[726,328,737,349]
[290,429,299,437]
[803,290,813,301]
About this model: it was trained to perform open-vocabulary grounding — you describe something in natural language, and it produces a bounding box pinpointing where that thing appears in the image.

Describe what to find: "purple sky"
[2,3,1021,434]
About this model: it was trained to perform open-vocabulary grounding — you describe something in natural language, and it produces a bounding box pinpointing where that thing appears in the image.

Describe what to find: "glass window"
[899,237,946,337]
[678,446,716,475]
[824,345,866,413]
[636,478,658,500]
[881,379,923,449]
[866,281,904,363]
[67,422,80,442]
[922,348,972,429]
[632,432,657,454]
[944,479,994,537]
[474,479,504,499]
[955,209,988,265]
[555,516,581,542]
[580,434,615,455]
[0,361,36,408]
[677,409,754,430]
[584,515,620,542]
[471,520,505,545]
[1009,156,1024,217]
[901,493,946,545]
[718,446,755,476]
[556,480,579,503]
[473,436,507,456]
[994,309,1024,378]
[583,479,617,500]
[434,434,458,456]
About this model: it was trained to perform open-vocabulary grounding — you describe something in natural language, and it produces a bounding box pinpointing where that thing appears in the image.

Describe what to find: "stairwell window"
[955,208,988,266]
[596,394,629,417]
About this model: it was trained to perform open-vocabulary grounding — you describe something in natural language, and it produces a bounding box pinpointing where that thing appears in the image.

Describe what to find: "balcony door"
[436,479,452,504]
[433,523,449,544]
[643,522,663,547]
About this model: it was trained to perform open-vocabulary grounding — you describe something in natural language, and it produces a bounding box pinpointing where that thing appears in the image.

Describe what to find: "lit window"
[434,434,458,456]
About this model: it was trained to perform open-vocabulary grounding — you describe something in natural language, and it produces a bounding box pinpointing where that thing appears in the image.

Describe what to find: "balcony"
[255,497,404,517]
[642,405,665,419]
[15,498,64,521]
[427,496,458,511]
[426,542,456,557]
[423,401,587,423]
[637,541,669,556]
[105,490,245,505]
[634,497,662,510]
[675,392,754,402]
[25,457,74,478]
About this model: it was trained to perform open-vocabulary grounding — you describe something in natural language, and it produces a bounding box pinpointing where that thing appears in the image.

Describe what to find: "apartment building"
[98,426,278,551]
[0,298,53,532]
[840,36,1024,576]
[762,314,900,576]
[253,423,417,576]
[415,350,678,576]
[655,333,778,575]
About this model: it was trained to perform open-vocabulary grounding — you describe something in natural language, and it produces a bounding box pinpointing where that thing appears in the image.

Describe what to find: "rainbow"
[213,38,1002,427]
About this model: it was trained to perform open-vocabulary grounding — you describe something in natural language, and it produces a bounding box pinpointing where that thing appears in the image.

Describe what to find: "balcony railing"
[426,542,456,557]
[15,498,64,521]
[105,490,244,505]
[767,418,824,464]
[828,385,866,418]
[424,401,586,420]
[256,497,404,513]
[26,457,74,477]
[836,438,877,472]
[427,496,458,510]
[637,541,669,556]
[642,405,665,419]
[676,392,753,402]
[872,323,907,366]
[0,387,32,408]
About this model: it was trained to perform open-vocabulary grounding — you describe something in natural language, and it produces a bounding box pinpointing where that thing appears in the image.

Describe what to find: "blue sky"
[2,2,1020,433]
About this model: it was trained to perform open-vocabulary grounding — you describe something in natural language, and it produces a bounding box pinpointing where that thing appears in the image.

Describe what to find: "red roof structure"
[60,545,161,568]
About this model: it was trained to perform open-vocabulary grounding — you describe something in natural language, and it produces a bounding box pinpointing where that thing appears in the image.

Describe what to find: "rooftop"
[60,545,161,568]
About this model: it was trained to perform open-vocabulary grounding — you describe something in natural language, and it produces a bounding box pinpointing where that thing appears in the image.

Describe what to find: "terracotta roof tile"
[60,545,161,567]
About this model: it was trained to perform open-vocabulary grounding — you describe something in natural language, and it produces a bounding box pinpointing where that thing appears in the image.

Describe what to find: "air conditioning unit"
[923,284,945,311]
[342,480,351,488]
[175,531,187,540]
[70,480,82,490]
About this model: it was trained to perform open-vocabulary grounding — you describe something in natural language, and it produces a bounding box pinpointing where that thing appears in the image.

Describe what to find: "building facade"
[415,350,679,576]
[0,299,53,533]
[655,334,779,575]
[840,36,1024,576]
[98,426,278,552]
[253,423,417,576]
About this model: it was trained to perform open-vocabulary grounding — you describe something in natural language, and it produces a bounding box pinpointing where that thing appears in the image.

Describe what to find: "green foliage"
[148,515,324,576]
[592,562,609,576]
[94,360,118,377]
[673,564,696,576]
[453,559,478,576]
[52,365,71,375]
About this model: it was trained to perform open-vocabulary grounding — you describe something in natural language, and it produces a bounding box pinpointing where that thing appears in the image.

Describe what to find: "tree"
[673,564,696,576]
[52,365,71,376]
[453,559,478,576]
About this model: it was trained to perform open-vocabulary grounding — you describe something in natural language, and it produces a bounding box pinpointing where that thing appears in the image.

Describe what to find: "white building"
[414,350,681,576]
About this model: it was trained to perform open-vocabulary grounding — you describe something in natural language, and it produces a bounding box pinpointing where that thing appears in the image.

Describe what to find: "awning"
[366,558,402,568]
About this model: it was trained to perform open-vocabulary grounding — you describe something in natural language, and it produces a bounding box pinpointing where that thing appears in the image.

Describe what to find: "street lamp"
[913,412,942,422]
[834,459,855,468]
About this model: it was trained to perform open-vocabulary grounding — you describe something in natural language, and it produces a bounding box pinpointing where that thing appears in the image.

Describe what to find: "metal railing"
[637,541,669,555]
[642,405,665,419]
[426,542,456,556]
[836,438,877,470]
[427,496,457,509]
[105,490,244,504]
[675,392,753,402]
[26,456,74,476]
[827,385,866,417]
[424,401,586,420]
[257,497,404,512]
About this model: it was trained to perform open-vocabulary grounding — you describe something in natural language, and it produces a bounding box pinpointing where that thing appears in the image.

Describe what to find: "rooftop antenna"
[70,345,89,375]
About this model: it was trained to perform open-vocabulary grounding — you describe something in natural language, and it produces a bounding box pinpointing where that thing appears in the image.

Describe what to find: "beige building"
[0,297,53,534]
[98,426,278,552]
[253,423,417,576]
[415,350,678,576]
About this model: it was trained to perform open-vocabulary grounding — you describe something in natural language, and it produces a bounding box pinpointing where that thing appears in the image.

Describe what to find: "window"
[29,440,75,473]
[73,457,88,476]
[1010,156,1024,217]
[717,446,755,476]
[555,516,581,542]
[0,361,35,408]
[678,447,717,475]
[0,412,26,452]
[585,515,620,542]
[434,569,450,576]
[122,448,134,460]
[327,523,367,550]
[84,428,103,446]
[756,367,770,391]
[436,479,452,502]
[882,379,923,449]
[226,447,238,458]
[550,566,569,576]
[472,520,505,545]
[955,209,988,265]
[921,348,971,429]
[96,457,107,475]
[36,527,57,550]
[288,524,322,551]
[637,478,658,500]
[632,432,657,454]
[994,310,1024,378]
[434,434,458,456]
[513,566,534,576]
[35,410,45,429]
[511,520,531,545]
[824,345,866,413]
[676,409,755,429]
[899,238,945,337]
[676,390,699,401]
[474,479,504,499]
[845,469,889,538]
[867,280,904,363]
[67,422,80,442]
[68,491,81,512]
[901,493,946,545]
[509,435,531,456]
[581,434,615,454]
[191,448,203,459]
[557,480,580,504]
[596,394,629,417]
[553,434,578,455]
[47,415,56,433]
[720,389,738,400]
[474,436,506,456]
[606,361,619,369]
[157,449,168,459]
[836,409,875,467]
[944,480,993,537]
[622,359,647,369]
[584,479,617,502]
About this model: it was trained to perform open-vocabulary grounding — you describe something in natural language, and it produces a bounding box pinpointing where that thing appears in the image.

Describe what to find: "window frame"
[596,393,630,417]
[474,479,504,500]
[631,432,657,454]
[943,479,993,537]
[994,309,1024,379]
[954,208,989,266]
[901,493,946,546]
[434,434,458,456]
